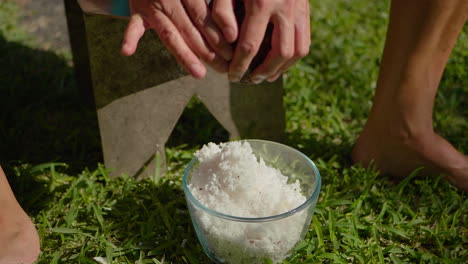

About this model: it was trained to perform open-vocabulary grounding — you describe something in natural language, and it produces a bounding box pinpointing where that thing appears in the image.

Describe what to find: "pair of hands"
[121,0,310,84]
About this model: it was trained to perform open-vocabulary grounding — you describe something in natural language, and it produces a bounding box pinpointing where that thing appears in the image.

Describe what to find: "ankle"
[365,112,434,145]
[0,206,28,230]
[389,122,433,145]
[0,213,41,264]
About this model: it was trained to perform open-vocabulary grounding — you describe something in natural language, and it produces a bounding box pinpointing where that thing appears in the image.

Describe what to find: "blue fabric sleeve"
[111,0,130,17]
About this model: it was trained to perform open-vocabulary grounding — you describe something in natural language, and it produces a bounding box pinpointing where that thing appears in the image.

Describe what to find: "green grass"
[1,0,467,263]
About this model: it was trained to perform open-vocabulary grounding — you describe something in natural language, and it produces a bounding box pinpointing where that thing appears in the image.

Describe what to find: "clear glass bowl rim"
[182,139,322,223]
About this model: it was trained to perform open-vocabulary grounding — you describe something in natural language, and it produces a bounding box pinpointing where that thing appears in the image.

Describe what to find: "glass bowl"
[183,139,321,264]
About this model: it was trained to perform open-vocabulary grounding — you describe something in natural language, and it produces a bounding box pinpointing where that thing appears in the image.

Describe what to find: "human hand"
[211,0,311,83]
[121,0,234,79]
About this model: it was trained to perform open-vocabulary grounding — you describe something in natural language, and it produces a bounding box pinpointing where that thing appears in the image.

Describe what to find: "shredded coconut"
[188,141,309,263]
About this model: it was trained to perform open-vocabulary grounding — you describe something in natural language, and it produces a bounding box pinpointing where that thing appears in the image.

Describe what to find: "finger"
[229,9,270,82]
[295,0,311,60]
[266,58,294,83]
[121,14,147,56]
[149,10,207,78]
[250,15,294,84]
[266,0,311,82]
[267,71,283,83]
[168,1,228,73]
[211,0,238,43]
[183,0,233,60]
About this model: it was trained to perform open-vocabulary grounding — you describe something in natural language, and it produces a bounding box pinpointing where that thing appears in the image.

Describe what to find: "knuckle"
[287,0,296,8]
[211,7,229,23]
[193,15,207,27]
[178,27,190,38]
[296,46,310,58]
[280,0,295,14]
[158,27,176,43]
[238,41,257,56]
[151,2,164,11]
[278,47,294,60]
[252,0,267,11]
[188,8,207,27]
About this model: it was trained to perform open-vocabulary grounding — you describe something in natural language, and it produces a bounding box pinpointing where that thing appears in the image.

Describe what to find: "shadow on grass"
[103,179,210,263]
[0,33,102,205]
[285,130,355,166]
[0,33,102,169]
[5,163,71,215]
[167,98,229,148]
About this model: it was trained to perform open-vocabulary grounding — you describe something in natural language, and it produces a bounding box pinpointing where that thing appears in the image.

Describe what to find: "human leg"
[0,166,41,264]
[352,0,468,190]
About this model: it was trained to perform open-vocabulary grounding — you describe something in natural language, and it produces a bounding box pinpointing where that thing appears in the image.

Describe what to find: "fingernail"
[229,72,243,82]
[190,63,205,79]
[121,42,131,54]
[252,75,266,84]
[267,75,279,82]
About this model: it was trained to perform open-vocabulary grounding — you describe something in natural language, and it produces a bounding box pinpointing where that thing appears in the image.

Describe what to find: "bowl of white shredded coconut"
[183,140,321,264]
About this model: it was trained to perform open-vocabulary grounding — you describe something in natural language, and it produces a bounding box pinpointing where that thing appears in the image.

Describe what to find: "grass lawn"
[1,0,467,263]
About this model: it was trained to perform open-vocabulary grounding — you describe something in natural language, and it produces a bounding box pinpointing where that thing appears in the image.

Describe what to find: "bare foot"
[352,124,468,191]
[0,204,41,264]
[351,0,468,192]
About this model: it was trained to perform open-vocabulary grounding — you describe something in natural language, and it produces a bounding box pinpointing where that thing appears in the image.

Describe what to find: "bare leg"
[352,0,468,190]
[0,166,40,263]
